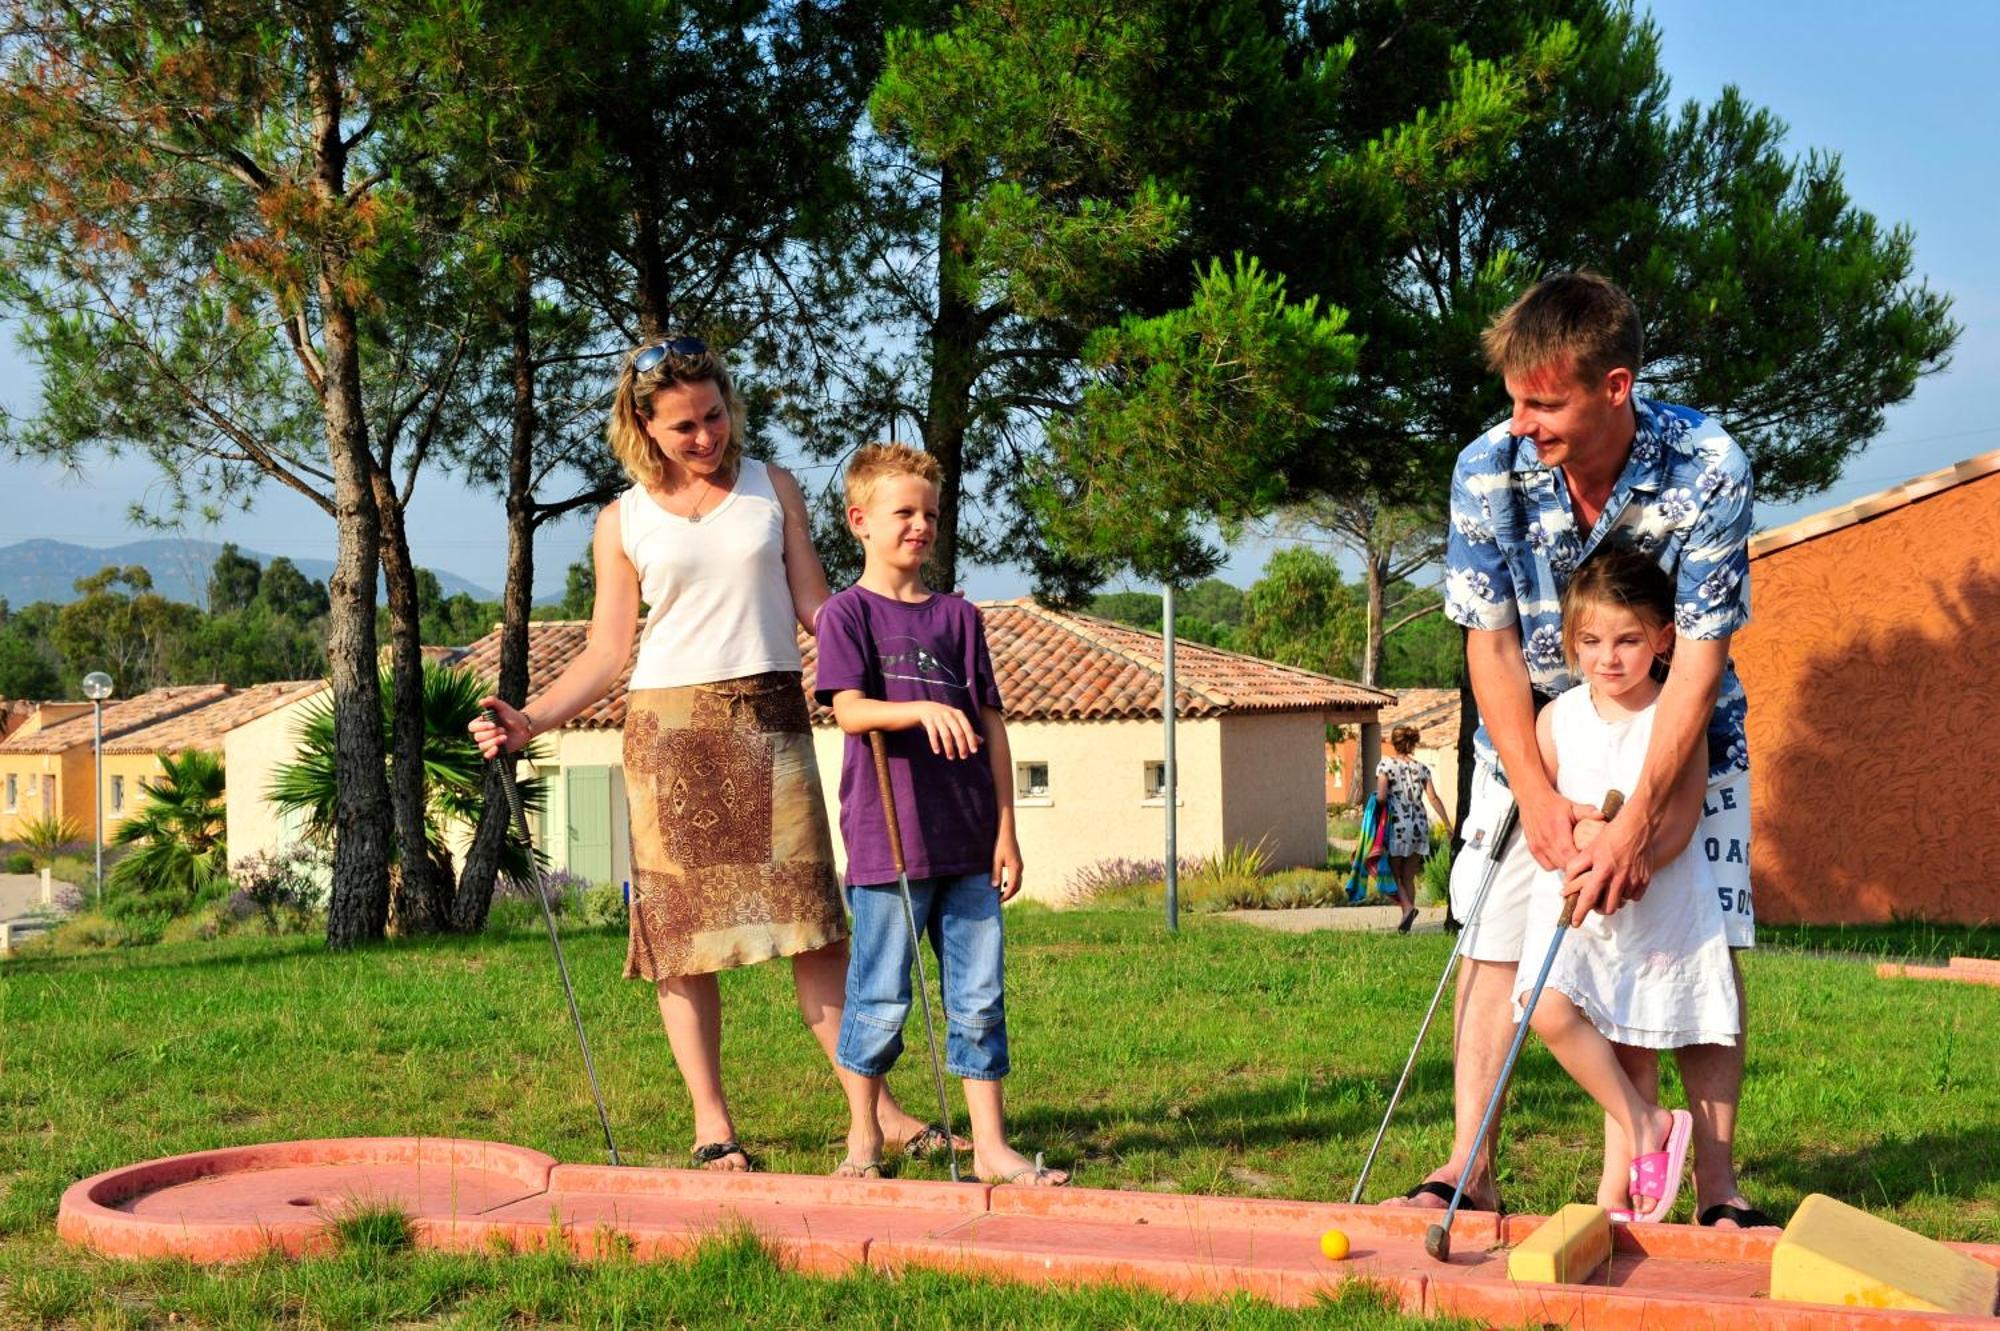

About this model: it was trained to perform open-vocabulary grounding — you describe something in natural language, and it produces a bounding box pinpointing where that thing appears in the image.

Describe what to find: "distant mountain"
[0,539,497,608]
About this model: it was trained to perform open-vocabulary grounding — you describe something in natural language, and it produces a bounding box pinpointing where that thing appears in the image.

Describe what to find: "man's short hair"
[844,442,942,510]
[1481,271,1644,384]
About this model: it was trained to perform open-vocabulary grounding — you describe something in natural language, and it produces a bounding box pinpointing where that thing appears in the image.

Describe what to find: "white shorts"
[1448,764,1755,964]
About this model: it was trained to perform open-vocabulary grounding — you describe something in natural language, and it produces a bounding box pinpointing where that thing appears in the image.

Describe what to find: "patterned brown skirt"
[621,671,845,981]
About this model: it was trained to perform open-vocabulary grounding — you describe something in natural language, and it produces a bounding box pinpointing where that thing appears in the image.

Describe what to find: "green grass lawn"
[3,907,1996,1328]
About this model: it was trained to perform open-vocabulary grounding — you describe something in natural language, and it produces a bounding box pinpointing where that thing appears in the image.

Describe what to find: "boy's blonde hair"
[606,340,746,490]
[1481,270,1644,385]
[844,442,942,510]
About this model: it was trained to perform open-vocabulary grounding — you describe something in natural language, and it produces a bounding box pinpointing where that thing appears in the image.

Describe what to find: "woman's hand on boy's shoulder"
[993,831,1024,902]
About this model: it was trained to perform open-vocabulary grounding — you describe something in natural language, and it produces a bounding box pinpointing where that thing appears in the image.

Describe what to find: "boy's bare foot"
[975,1144,1068,1187]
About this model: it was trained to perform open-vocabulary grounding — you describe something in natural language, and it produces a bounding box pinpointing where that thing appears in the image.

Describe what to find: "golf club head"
[1424,1222,1451,1261]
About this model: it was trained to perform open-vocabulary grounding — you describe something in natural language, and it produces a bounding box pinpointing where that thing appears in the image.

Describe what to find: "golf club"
[483,709,621,1167]
[869,730,961,1183]
[1425,789,1624,1261]
[1350,797,1521,1203]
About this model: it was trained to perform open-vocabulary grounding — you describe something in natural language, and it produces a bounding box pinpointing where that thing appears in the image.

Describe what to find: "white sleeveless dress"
[1511,686,1739,1048]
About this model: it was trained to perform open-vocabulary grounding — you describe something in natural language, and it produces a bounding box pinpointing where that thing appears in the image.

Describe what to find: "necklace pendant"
[688,513,701,524]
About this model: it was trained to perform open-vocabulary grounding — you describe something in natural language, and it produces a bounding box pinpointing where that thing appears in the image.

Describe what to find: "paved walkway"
[1223,905,1449,935]
[0,871,77,950]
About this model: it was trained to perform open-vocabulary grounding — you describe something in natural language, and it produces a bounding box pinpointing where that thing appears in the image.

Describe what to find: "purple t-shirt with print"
[814,586,1003,886]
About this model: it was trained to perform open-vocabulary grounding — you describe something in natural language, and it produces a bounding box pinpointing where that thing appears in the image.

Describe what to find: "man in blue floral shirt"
[1387,272,1772,1230]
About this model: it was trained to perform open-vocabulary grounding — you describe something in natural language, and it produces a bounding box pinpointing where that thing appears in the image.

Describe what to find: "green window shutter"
[565,766,614,886]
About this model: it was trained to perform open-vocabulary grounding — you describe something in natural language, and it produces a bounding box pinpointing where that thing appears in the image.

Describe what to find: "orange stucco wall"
[1733,473,2000,925]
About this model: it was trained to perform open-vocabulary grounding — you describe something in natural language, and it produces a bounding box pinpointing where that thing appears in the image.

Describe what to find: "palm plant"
[267,662,545,930]
[106,750,229,924]
[17,812,84,867]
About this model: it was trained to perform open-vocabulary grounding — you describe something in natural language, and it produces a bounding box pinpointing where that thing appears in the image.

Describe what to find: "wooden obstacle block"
[1771,1193,2000,1314]
[1506,1203,1610,1285]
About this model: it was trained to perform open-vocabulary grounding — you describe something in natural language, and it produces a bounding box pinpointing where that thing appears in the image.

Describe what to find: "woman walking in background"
[1376,724,1452,933]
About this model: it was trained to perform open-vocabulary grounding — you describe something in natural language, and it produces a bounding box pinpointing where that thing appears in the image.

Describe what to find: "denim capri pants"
[835,872,1010,1081]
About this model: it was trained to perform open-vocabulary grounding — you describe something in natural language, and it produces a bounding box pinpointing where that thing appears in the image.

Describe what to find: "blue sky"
[3,0,1995,602]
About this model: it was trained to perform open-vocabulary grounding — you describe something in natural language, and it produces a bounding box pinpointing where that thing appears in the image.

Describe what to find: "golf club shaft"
[1350,798,1520,1204]
[1430,788,1625,1254]
[870,732,959,1182]
[486,713,621,1167]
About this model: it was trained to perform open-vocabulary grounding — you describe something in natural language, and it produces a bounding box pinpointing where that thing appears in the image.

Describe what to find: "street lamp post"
[81,672,114,907]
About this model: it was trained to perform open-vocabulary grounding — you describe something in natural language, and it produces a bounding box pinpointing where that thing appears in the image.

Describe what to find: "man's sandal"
[691,1140,751,1171]
[1698,1202,1779,1229]
[830,1158,883,1179]
[1398,1180,1504,1213]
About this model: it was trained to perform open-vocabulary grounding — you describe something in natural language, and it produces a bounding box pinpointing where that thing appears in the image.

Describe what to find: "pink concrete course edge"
[57,1138,2000,1327]
[57,1137,559,1262]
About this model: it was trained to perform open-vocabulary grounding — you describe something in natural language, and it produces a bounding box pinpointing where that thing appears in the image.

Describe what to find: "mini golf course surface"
[60,1137,2000,1329]
[1878,956,2000,989]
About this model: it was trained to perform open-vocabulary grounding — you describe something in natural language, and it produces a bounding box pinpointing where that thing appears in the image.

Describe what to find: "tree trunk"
[452,273,537,932]
[923,157,976,591]
[309,29,392,949]
[373,474,446,934]
[1362,551,1387,689]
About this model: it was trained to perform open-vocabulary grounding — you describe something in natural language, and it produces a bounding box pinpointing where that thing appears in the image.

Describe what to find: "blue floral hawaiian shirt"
[1445,395,1752,782]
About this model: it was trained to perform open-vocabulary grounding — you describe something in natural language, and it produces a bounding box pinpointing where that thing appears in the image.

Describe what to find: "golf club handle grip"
[1600,788,1625,820]
[868,732,908,876]
[482,708,530,834]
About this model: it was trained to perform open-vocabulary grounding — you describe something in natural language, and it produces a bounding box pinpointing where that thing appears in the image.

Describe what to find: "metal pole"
[1163,581,1178,933]
[92,700,103,907]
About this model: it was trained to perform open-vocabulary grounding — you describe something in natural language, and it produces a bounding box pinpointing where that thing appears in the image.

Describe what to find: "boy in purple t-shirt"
[814,443,1066,1187]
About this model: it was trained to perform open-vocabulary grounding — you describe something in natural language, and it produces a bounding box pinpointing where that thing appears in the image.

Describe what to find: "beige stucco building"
[443,603,1389,904]
[0,687,226,842]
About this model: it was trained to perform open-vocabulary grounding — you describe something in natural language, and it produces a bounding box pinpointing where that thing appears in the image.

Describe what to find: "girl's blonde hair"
[1560,546,1675,669]
[606,341,746,490]
[1390,725,1422,755]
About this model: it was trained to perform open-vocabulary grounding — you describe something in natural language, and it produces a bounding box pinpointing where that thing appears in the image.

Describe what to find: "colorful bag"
[1345,794,1400,904]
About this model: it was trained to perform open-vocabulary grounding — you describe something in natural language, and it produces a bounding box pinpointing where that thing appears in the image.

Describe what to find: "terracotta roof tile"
[458,601,1390,730]
[0,685,233,754]
[1379,687,1462,748]
[1750,447,2000,560]
[101,681,326,754]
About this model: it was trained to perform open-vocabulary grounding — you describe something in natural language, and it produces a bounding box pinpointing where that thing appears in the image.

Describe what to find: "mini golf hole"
[286,1197,317,1207]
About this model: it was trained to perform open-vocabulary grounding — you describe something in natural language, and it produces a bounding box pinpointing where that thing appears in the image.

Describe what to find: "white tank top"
[620,458,802,690]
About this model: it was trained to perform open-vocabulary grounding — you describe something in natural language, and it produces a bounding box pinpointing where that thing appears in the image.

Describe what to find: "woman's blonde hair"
[1390,725,1422,755]
[606,340,746,490]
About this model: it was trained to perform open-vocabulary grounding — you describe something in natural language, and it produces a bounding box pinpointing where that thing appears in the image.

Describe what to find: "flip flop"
[1699,1202,1780,1230]
[830,1158,883,1179]
[691,1140,752,1172]
[1627,1109,1693,1223]
[900,1123,958,1158]
[983,1151,1068,1188]
[1396,1179,1503,1213]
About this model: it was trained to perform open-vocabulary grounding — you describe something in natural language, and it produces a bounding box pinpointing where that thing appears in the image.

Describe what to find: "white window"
[1016,762,1050,798]
[111,775,124,814]
[3,774,13,812]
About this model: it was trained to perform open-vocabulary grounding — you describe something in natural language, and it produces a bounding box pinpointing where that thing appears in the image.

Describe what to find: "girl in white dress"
[1513,547,1739,1222]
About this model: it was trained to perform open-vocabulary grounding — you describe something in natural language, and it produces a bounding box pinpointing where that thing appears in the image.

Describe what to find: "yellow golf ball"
[1319,1227,1350,1260]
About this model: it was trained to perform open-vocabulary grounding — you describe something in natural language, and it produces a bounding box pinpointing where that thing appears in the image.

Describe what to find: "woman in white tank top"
[470,338,940,1173]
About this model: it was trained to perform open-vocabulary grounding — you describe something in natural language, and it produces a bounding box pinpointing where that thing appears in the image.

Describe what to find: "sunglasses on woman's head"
[631,337,709,374]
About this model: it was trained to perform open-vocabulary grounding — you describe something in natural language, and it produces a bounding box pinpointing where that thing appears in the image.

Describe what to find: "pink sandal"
[1627,1109,1693,1223]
